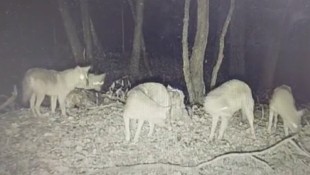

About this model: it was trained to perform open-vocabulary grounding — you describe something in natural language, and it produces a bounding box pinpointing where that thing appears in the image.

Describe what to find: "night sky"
[0,0,310,103]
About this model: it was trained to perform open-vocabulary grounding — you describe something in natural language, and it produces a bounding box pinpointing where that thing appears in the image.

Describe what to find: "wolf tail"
[22,74,32,104]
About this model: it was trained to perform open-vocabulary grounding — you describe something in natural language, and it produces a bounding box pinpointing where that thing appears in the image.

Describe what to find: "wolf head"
[87,73,106,91]
[74,65,91,85]
[76,72,106,91]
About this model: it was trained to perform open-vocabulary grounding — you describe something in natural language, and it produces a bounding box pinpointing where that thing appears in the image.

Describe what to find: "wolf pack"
[22,66,305,143]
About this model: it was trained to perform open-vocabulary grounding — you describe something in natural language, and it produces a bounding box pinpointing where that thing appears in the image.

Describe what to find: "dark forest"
[0,0,309,103]
[1,0,310,174]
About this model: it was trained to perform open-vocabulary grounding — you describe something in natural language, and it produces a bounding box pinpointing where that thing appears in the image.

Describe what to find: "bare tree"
[80,0,93,60]
[58,0,84,64]
[182,0,209,104]
[210,0,235,88]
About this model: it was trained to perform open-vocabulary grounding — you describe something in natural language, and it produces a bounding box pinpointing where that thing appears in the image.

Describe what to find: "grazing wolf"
[204,79,256,140]
[22,66,91,116]
[268,85,304,136]
[123,82,187,143]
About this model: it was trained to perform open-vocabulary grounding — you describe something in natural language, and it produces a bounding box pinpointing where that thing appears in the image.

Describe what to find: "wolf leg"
[30,94,37,116]
[133,119,144,143]
[51,96,57,113]
[209,115,219,141]
[124,116,131,141]
[283,120,289,136]
[35,94,45,116]
[148,122,155,137]
[268,109,274,133]
[241,110,247,122]
[273,112,278,130]
[58,96,67,116]
[218,116,229,140]
[245,109,256,139]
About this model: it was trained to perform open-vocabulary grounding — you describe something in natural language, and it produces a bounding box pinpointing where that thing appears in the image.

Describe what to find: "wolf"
[268,85,304,136]
[203,79,256,140]
[76,73,106,91]
[22,66,91,116]
[123,82,187,143]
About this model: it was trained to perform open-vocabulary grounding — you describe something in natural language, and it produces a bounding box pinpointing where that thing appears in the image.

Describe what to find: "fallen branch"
[196,134,298,170]
[102,162,198,175]
[0,85,17,111]
[101,134,301,174]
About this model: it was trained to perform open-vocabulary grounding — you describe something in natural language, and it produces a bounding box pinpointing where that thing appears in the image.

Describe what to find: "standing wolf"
[204,79,256,140]
[22,66,91,116]
[268,85,304,136]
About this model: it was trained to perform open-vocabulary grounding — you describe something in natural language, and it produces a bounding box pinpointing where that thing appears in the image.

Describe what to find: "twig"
[101,94,126,103]
[87,102,123,110]
[251,155,273,170]
[288,139,310,158]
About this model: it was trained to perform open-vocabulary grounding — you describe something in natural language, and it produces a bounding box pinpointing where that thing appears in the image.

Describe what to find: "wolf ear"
[167,85,173,90]
[297,109,306,118]
[82,66,91,72]
[100,73,106,81]
[76,66,91,73]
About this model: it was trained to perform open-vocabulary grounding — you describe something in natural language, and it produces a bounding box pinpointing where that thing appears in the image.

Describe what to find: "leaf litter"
[0,100,310,175]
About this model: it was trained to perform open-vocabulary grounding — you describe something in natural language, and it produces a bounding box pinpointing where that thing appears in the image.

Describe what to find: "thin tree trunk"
[127,0,136,20]
[128,0,152,76]
[90,18,103,54]
[129,0,144,80]
[260,0,292,92]
[182,0,194,103]
[121,1,125,53]
[210,0,235,88]
[58,0,84,64]
[80,0,93,60]
[141,38,152,76]
[189,0,209,104]
[228,0,245,79]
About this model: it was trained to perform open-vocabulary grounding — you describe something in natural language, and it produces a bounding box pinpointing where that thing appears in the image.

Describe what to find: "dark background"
[0,0,310,104]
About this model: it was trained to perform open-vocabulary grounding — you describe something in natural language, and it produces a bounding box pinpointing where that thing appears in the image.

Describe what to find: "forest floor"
[1,100,310,175]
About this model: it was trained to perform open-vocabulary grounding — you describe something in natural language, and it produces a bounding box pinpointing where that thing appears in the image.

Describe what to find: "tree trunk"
[80,0,93,60]
[189,0,209,104]
[128,0,151,76]
[141,37,152,76]
[210,0,235,88]
[182,0,194,103]
[90,18,103,56]
[129,0,144,80]
[58,0,84,64]
[228,0,245,79]
[260,0,292,92]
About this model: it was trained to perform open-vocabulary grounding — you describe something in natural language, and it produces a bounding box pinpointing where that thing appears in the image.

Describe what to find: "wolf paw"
[208,136,215,142]
[132,137,139,144]
[42,113,49,117]
[125,136,130,142]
